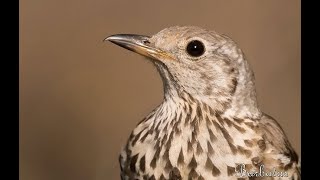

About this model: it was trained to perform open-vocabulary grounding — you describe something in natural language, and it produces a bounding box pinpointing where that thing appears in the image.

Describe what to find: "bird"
[105,26,300,180]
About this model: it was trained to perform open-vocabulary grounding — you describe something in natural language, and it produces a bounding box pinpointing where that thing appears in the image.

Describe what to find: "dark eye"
[186,40,205,57]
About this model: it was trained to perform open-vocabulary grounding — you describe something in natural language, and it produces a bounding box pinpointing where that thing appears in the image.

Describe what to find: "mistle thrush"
[105,26,300,180]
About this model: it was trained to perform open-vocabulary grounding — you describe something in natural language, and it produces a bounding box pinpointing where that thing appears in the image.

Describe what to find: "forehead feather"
[150,26,224,51]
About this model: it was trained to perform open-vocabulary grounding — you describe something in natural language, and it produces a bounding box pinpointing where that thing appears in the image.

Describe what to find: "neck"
[160,89,261,122]
[153,61,181,101]
[223,60,262,119]
[225,88,261,120]
[154,60,261,121]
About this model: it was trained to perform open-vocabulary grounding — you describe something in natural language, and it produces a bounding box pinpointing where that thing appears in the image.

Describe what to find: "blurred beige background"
[19,0,300,179]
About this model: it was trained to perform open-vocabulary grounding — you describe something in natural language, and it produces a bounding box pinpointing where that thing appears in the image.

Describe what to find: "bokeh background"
[20,0,300,179]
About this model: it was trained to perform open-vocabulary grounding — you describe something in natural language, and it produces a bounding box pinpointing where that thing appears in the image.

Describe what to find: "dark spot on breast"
[192,119,200,134]
[213,121,237,154]
[244,139,253,147]
[196,105,203,119]
[154,129,160,140]
[166,131,174,149]
[150,121,156,130]
[244,122,255,129]
[158,109,164,117]
[203,103,209,112]
[150,148,161,169]
[224,118,233,127]
[204,85,213,96]
[284,162,294,171]
[233,123,246,133]
[161,134,168,145]
[170,113,177,126]
[129,131,134,140]
[149,175,156,180]
[207,141,215,155]
[164,159,173,172]
[187,140,193,153]
[177,113,183,123]
[169,167,182,180]
[173,123,182,136]
[139,155,145,172]
[148,129,154,135]
[208,128,217,142]
[230,78,238,95]
[159,174,166,180]
[130,154,139,172]
[183,104,187,111]
[205,157,221,176]
[150,157,157,169]
[186,92,196,103]
[177,148,184,165]
[140,131,149,142]
[212,120,221,130]
[196,142,203,155]
[155,121,162,130]
[163,149,169,161]
[227,166,235,176]
[251,156,262,167]
[187,103,193,113]
[163,123,169,131]
[191,131,197,145]
[237,145,252,157]
[125,145,131,157]
[198,175,205,180]
[208,106,216,116]
[154,140,160,150]
[205,115,213,126]
[229,67,235,73]
[188,155,197,169]
[257,139,266,151]
[184,113,192,126]
[190,115,197,126]
[233,118,244,124]
[180,93,188,102]
[216,114,225,125]
[235,163,241,172]
[188,168,198,179]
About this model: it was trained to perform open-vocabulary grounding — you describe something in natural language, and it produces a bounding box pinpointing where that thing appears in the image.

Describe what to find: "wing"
[258,113,300,179]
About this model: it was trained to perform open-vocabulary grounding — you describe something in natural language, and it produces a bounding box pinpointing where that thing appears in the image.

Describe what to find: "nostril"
[142,40,150,45]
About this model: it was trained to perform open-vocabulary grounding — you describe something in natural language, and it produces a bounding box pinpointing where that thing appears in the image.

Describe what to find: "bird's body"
[106,26,300,180]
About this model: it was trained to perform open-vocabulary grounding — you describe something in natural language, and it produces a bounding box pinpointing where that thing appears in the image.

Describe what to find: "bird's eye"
[186,40,205,57]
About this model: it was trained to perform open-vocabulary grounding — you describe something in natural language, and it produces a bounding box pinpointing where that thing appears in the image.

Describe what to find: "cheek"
[198,60,238,96]
[166,62,204,90]
[165,59,238,97]
[213,63,238,95]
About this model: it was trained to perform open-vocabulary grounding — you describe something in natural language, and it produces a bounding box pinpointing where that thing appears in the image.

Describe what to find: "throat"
[153,61,182,101]
[142,93,213,136]
[126,94,260,178]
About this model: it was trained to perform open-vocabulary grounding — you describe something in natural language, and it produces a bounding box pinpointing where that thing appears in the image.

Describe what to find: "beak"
[104,34,173,61]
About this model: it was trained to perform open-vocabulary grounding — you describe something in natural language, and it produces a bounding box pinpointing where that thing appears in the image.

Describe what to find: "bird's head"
[106,26,261,118]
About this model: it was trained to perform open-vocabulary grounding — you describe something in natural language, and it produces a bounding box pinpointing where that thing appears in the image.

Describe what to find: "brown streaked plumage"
[105,26,300,180]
